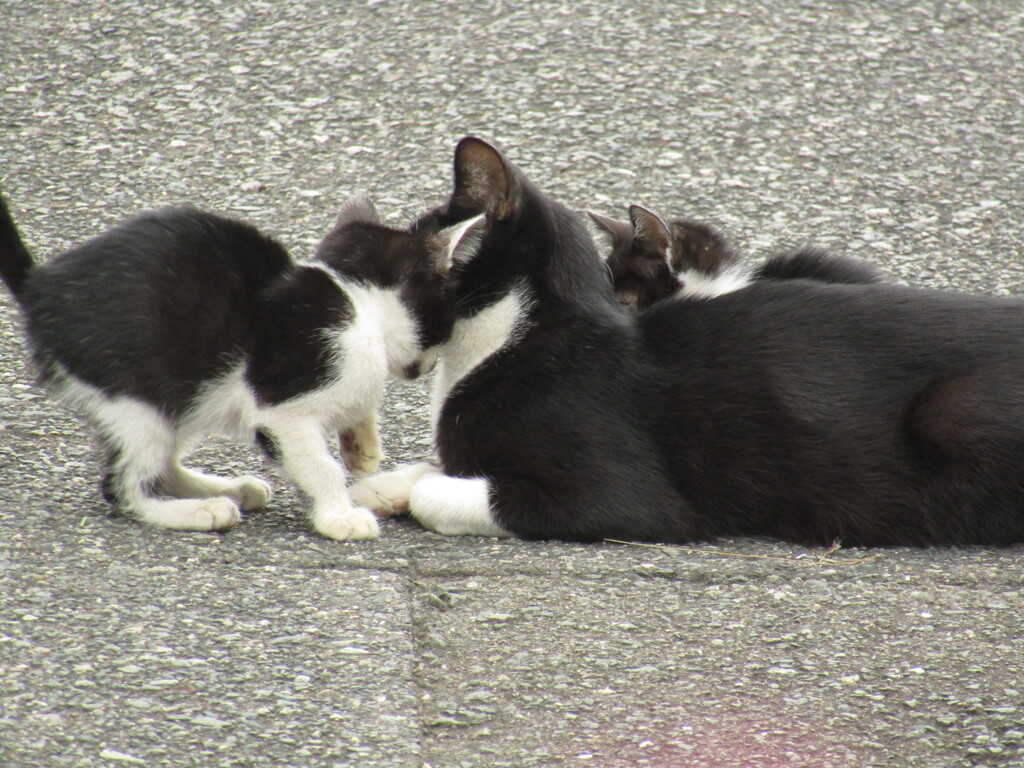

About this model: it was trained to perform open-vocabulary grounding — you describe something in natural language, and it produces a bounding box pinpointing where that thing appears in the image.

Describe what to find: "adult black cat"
[0,193,462,539]
[353,137,1024,547]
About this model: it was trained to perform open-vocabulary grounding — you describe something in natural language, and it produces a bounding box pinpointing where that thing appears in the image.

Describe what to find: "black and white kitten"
[0,193,463,539]
[352,137,1024,547]
[590,205,885,312]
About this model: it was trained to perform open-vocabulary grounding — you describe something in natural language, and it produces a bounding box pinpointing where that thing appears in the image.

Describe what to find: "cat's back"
[21,206,295,403]
[639,278,1024,366]
[26,206,291,299]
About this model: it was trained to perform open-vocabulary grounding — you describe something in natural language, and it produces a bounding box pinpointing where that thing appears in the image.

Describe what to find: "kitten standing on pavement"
[0,192,459,540]
[590,206,885,312]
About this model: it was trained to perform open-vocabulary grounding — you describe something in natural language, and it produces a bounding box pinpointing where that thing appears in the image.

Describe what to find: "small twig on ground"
[603,538,882,566]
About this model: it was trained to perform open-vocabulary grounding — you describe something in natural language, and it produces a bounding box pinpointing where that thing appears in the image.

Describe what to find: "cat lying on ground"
[352,136,1024,547]
[590,205,886,312]
[0,193,465,539]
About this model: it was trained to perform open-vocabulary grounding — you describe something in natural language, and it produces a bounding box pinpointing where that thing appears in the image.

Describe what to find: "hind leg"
[98,400,241,532]
[159,459,271,511]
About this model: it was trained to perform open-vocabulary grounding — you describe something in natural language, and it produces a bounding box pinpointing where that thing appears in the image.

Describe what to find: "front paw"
[350,475,413,517]
[350,462,439,518]
[313,507,380,541]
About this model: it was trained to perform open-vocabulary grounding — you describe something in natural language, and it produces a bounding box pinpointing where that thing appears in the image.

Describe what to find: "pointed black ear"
[452,137,520,221]
[334,193,380,228]
[628,204,671,257]
[588,211,634,250]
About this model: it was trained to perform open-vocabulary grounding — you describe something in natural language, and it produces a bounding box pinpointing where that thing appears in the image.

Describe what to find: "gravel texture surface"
[2,1,1024,767]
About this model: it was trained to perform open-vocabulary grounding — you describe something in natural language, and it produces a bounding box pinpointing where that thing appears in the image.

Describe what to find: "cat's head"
[590,205,681,314]
[667,219,740,276]
[316,194,482,378]
[591,207,742,313]
[411,137,616,319]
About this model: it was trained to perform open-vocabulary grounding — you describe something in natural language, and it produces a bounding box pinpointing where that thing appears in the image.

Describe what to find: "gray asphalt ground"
[2,2,1024,766]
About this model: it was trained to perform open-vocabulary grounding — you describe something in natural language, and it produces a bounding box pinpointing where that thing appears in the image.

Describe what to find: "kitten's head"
[316,194,481,378]
[668,219,740,276]
[591,208,743,313]
[411,137,616,318]
[590,205,680,314]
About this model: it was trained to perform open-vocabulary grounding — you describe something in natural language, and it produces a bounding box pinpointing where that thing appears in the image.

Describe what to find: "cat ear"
[431,213,487,273]
[334,193,381,228]
[626,205,674,279]
[452,137,520,221]
[628,205,671,257]
[588,211,634,251]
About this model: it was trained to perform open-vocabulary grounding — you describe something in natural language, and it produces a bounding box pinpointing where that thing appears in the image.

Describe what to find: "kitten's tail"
[0,192,35,299]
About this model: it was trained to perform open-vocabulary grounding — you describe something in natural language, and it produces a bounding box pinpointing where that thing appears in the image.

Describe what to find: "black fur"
[669,219,741,275]
[15,206,296,416]
[254,428,282,463]
[753,248,887,285]
[317,219,454,354]
[597,209,886,312]
[247,266,354,405]
[591,207,682,312]
[640,282,1024,545]
[670,219,886,287]
[0,195,34,297]
[418,138,1024,546]
[0,190,453,538]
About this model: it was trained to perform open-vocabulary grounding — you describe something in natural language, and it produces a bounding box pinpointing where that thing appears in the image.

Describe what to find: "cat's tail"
[0,192,35,299]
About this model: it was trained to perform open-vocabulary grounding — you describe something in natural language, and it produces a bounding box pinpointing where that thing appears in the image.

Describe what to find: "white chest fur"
[431,283,533,418]
[678,265,752,299]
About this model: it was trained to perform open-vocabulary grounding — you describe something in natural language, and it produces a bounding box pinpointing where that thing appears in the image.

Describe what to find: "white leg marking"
[88,395,242,533]
[263,417,379,541]
[160,461,272,511]
[409,474,512,537]
[131,496,243,532]
[350,462,440,517]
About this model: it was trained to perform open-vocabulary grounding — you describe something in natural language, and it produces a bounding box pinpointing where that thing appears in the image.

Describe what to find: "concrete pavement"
[2,2,1024,766]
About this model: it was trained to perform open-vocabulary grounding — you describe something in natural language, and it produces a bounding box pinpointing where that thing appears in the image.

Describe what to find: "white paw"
[200,497,244,531]
[409,474,511,537]
[341,447,383,479]
[228,476,272,511]
[340,421,383,478]
[339,434,385,475]
[349,462,439,518]
[313,507,381,541]
[134,496,243,532]
[350,476,411,517]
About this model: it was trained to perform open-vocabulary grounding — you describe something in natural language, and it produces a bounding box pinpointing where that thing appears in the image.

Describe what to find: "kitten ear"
[628,205,671,257]
[452,137,521,221]
[588,211,634,251]
[335,193,381,228]
[431,213,487,273]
